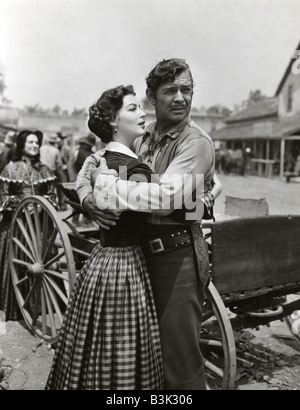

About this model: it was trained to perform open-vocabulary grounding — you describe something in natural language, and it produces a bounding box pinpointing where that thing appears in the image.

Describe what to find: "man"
[56,132,72,182]
[67,133,96,182]
[40,134,66,210]
[68,133,96,225]
[76,58,216,389]
[0,131,16,173]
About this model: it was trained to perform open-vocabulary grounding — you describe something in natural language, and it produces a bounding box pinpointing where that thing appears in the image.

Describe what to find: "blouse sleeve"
[0,168,10,210]
[0,167,20,212]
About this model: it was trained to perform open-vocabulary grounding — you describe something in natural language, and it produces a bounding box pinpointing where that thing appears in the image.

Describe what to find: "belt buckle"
[149,238,164,254]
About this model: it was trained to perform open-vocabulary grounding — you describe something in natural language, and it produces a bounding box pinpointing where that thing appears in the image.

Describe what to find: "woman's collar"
[105,141,138,159]
[22,155,40,167]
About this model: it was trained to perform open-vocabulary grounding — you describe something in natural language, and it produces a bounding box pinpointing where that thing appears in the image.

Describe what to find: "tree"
[71,108,87,116]
[52,105,62,115]
[24,104,41,113]
[248,89,266,103]
[207,104,232,117]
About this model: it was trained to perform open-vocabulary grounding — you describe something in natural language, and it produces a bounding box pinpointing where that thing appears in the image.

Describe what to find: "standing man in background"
[40,134,66,210]
[0,131,16,173]
[67,133,96,182]
[57,132,72,182]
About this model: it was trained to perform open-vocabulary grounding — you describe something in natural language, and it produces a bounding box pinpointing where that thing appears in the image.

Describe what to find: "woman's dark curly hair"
[12,130,43,163]
[146,58,193,94]
[88,84,136,143]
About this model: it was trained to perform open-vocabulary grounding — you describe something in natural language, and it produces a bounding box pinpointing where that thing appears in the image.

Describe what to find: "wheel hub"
[26,262,44,277]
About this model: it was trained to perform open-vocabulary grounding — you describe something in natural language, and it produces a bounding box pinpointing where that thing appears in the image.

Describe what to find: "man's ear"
[146,88,156,105]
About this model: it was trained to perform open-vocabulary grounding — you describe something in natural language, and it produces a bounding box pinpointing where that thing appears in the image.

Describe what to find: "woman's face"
[23,134,40,158]
[115,94,146,144]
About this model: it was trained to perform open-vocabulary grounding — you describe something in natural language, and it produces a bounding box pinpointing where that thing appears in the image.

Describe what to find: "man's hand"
[82,193,119,230]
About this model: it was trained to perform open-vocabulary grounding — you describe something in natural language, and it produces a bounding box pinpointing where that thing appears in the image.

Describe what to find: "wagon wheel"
[200,281,237,390]
[284,293,300,346]
[9,196,76,344]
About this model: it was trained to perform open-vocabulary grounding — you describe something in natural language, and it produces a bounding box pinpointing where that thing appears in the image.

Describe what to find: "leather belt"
[142,226,192,256]
[142,223,210,285]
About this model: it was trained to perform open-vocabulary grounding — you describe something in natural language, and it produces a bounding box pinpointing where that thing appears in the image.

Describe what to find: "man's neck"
[155,115,189,137]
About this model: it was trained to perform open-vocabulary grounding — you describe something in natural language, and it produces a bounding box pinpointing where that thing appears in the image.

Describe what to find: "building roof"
[275,40,300,96]
[211,113,300,141]
[226,97,278,123]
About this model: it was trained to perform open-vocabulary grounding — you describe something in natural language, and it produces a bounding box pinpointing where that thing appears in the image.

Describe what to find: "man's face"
[154,70,193,126]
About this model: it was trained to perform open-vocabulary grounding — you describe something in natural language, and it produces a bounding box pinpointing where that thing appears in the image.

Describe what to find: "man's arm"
[94,135,214,219]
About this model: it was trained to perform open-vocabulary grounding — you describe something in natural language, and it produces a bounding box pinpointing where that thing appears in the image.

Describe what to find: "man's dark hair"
[88,85,135,143]
[146,58,193,94]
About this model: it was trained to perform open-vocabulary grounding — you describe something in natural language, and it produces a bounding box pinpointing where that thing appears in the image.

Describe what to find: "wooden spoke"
[41,287,47,336]
[12,239,35,263]
[31,279,42,327]
[12,258,31,269]
[44,275,68,305]
[23,206,40,258]
[43,279,64,325]
[44,249,66,268]
[23,279,38,309]
[14,221,37,261]
[42,228,58,263]
[41,209,50,257]
[44,269,68,282]
[15,276,30,287]
[32,203,42,256]
[42,282,57,338]
[204,358,224,379]
[199,339,223,348]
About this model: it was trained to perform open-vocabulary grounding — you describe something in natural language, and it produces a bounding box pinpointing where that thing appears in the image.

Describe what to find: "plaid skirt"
[0,214,23,321]
[45,243,163,390]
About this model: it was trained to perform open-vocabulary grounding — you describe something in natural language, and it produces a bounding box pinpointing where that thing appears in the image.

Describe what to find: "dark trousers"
[145,243,207,390]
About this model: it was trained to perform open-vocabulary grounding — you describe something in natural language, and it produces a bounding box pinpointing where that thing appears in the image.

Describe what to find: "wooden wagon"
[8,184,300,390]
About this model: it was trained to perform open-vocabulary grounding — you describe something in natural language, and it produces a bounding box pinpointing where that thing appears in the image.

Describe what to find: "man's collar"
[145,115,191,140]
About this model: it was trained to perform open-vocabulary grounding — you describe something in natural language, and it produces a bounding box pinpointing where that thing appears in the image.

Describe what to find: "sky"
[0,0,299,112]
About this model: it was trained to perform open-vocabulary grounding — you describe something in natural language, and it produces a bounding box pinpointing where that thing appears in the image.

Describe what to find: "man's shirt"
[40,144,63,173]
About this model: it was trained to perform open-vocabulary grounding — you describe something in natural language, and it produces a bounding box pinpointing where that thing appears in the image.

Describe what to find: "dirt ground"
[1,173,300,390]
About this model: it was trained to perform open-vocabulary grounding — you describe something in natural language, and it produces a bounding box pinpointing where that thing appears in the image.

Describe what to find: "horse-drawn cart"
[8,184,300,390]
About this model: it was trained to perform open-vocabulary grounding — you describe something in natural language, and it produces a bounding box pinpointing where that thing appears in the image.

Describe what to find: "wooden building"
[211,40,300,179]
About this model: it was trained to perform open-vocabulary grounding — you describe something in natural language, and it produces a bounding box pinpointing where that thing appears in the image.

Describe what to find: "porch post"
[280,137,285,179]
[266,140,270,160]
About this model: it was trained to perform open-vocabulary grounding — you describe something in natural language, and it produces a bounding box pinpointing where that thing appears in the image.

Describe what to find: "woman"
[45,85,164,390]
[0,130,56,321]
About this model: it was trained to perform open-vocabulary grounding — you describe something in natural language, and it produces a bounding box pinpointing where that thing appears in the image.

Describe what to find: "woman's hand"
[82,193,119,230]
[91,158,118,185]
